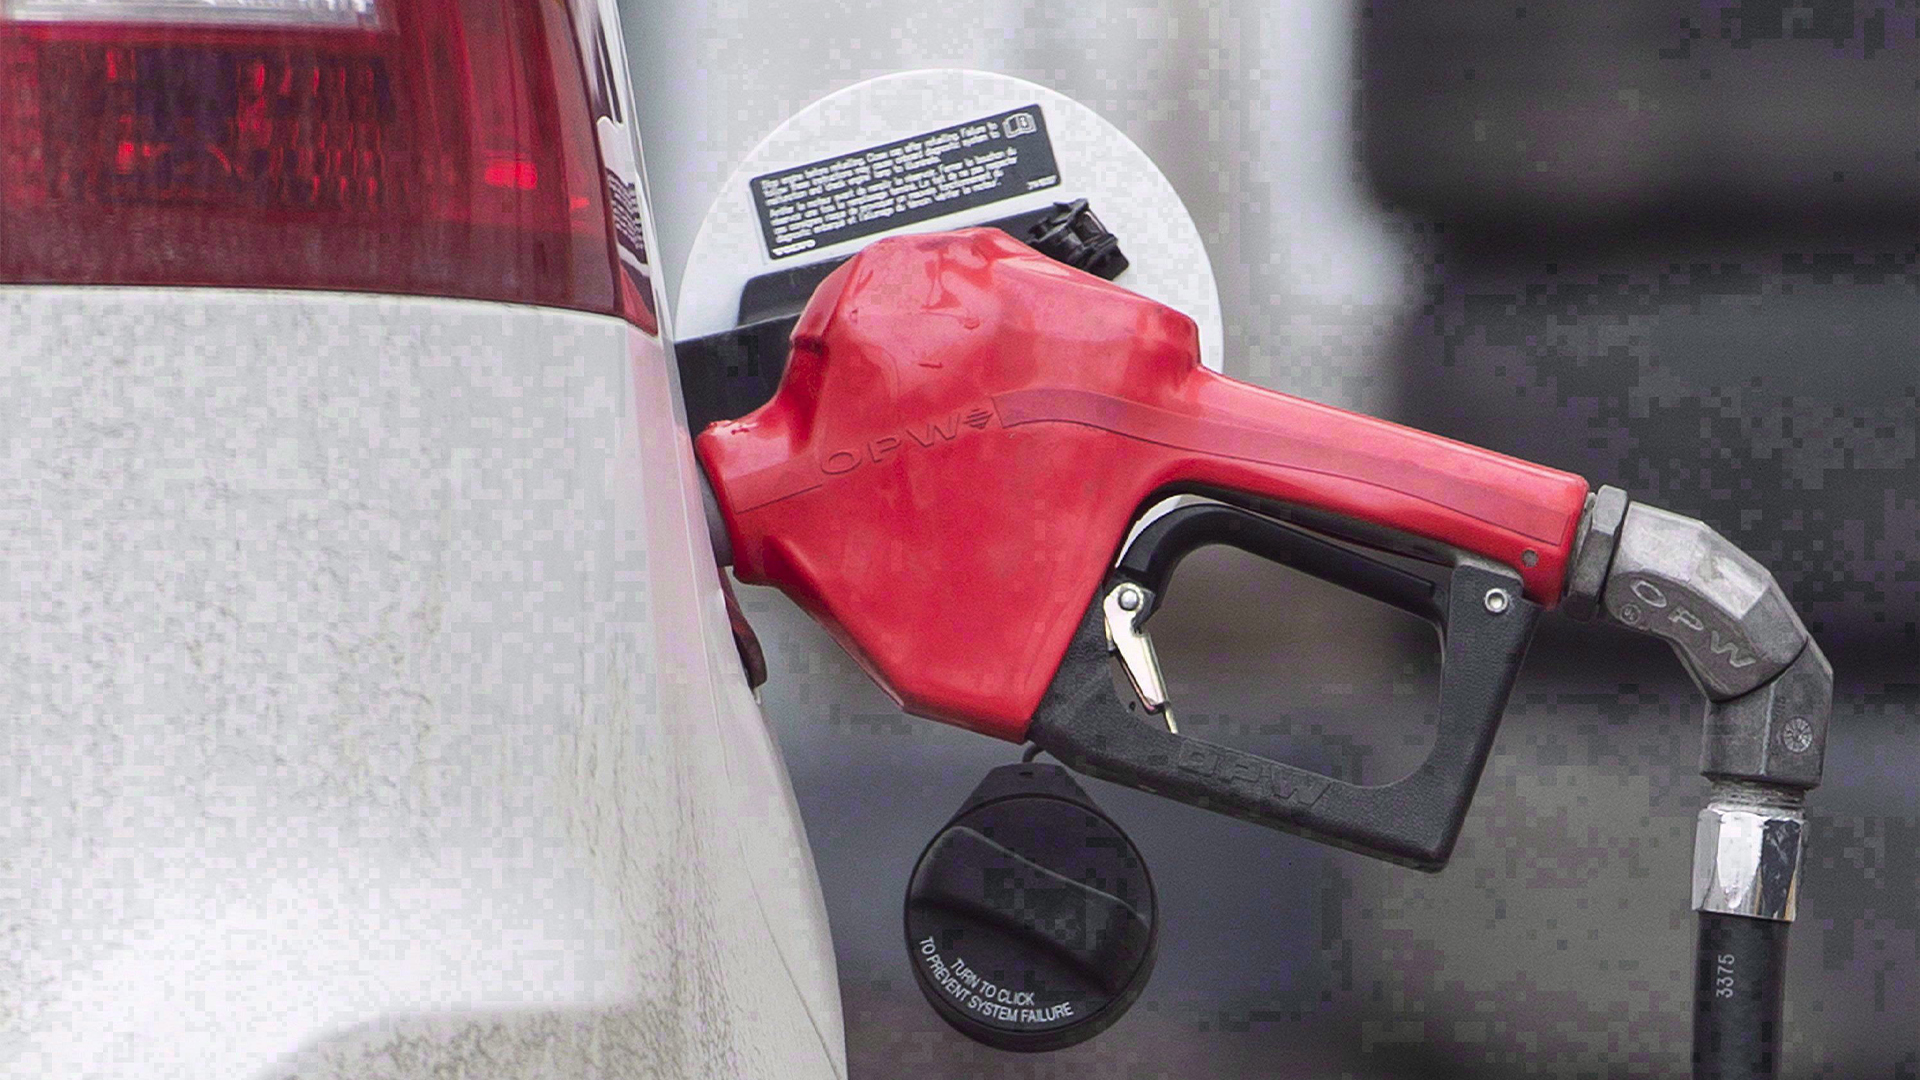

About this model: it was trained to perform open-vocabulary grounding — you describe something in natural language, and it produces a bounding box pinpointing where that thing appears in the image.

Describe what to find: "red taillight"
[0,0,618,313]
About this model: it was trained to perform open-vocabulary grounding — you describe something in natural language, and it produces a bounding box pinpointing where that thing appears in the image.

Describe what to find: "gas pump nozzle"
[694,228,1829,1074]
[697,226,1588,864]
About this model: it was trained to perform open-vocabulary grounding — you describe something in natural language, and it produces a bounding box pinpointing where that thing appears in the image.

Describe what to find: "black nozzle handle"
[1029,503,1538,871]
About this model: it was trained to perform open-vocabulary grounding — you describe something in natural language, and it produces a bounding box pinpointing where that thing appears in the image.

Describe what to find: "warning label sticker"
[750,105,1060,260]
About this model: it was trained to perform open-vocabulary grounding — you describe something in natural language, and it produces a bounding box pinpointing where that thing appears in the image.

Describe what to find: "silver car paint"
[0,289,844,1079]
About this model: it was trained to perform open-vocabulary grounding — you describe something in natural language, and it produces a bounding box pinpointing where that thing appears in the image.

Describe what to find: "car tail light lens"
[4,0,380,28]
[0,0,618,313]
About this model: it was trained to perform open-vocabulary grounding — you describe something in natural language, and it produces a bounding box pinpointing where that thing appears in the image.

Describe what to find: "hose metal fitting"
[1692,783,1806,922]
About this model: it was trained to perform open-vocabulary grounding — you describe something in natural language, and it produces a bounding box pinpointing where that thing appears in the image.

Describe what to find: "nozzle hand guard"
[1029,503,1538,871]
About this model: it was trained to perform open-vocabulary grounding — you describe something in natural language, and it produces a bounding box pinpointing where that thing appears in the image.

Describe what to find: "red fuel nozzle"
[694,228,1589,741]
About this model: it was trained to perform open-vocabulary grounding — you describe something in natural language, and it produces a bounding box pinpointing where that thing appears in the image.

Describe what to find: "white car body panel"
[0,289,844,1079]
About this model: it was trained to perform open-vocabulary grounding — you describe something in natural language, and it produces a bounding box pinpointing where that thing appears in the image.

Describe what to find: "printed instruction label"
[917,937,1074,1027]
[750,105,1060,260]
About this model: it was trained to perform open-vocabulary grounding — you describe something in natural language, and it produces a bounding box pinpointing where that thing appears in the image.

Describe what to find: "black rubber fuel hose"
[1693,911,1790,1080]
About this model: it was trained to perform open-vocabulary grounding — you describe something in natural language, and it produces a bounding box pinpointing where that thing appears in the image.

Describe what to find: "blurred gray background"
[625,3,1917,1076]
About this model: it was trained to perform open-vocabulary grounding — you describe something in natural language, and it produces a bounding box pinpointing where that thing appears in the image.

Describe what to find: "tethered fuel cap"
[904,761,1157,1052]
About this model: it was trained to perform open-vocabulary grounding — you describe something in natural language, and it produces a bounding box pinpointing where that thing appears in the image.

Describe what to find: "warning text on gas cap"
[917,936,1074,1025]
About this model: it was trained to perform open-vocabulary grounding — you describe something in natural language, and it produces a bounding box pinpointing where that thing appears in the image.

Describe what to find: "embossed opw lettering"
[818,400,995,478]
[1621,576,1757,670]
[1176,742,1329,807]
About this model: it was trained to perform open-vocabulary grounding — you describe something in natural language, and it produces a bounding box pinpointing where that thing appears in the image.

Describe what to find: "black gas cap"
[904,761,1157,1052]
